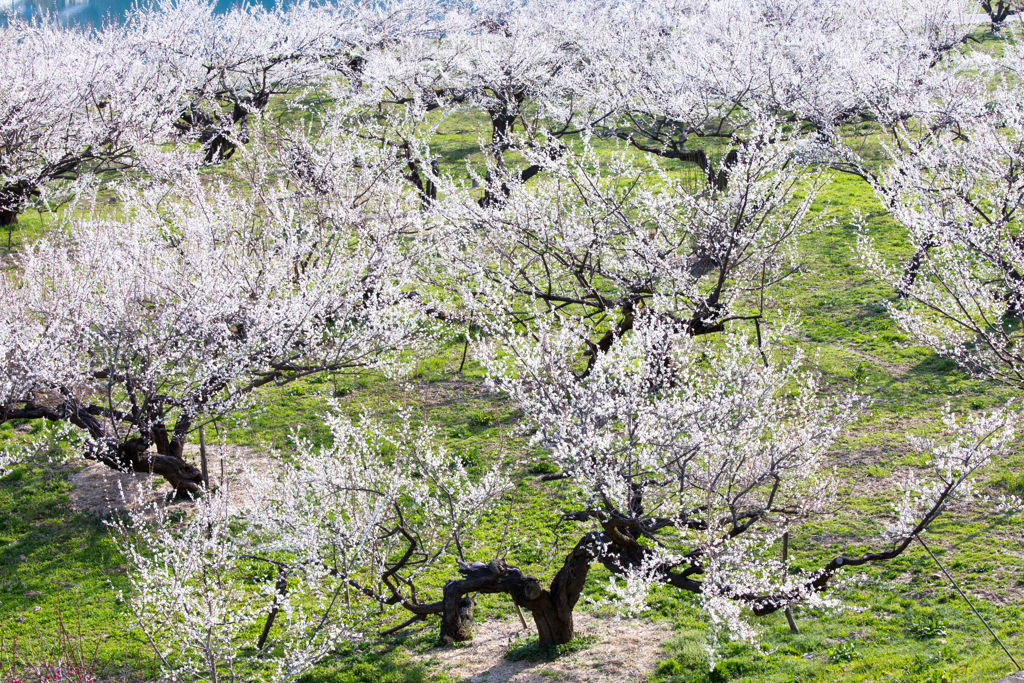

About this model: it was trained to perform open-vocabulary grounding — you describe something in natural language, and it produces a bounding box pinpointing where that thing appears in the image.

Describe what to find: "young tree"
[113,476,352,683]
[114,412,509,682]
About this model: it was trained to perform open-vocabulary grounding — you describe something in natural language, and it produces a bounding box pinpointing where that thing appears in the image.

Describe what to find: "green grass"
[504,633,598,662]
[2,101,1024,683]
[298,639,460,683]
[0,463,155,679]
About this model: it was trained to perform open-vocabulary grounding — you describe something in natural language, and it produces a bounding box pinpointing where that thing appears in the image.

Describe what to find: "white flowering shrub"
[858,91,1024,389]
[440,312,1015,654]
[113,411,509,682]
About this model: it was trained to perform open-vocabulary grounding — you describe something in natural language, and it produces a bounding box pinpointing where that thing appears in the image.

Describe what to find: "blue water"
[1,0,285,27]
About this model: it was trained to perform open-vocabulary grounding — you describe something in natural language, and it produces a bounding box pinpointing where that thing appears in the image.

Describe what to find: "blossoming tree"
[0,0,1020,675]
[113,412,509,682]
[428,116,822,363]
[589,0,976,187]
[0,16,194,229]
[407,315,1015,647]
[0,126,430,494]
[859,86,1024,390]
[116,315,1016,666]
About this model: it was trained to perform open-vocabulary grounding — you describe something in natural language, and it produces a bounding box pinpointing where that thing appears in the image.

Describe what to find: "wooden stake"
[513,602,528,630]
[458,338,470,374]
[782,532,799,633]
[199,426,210,491]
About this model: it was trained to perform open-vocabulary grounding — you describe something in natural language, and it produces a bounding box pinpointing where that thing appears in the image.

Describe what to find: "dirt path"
[418,613,673,683]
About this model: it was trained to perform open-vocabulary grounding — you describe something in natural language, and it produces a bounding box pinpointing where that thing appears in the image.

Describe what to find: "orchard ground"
[2,100,1024,683]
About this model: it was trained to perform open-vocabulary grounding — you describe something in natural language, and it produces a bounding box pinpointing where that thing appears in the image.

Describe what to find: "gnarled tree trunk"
[435,531,607,646]
[982,0,1015,32]
[133,450,205,496]
[5,398,205,497]
[126,421,205,496]
[520,587,576,645]
[0,180,36,230]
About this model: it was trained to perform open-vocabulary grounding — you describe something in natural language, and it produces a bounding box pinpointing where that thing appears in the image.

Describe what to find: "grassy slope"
[2,110,1024,683]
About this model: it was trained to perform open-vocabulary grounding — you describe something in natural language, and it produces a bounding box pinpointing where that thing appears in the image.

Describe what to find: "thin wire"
[915,534,1021,671]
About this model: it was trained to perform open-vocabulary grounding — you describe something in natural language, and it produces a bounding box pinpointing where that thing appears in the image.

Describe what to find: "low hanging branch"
[860,105,1024,391]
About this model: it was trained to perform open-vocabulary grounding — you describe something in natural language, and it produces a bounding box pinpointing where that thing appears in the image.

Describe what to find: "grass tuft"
[504,633,597,662]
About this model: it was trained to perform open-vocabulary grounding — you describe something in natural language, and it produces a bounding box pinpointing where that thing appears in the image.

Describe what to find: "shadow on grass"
[304,634,451,683]
[0,463,151,678]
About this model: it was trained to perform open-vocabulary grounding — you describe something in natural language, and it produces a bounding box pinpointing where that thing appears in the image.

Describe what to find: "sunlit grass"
[1,99,1022,683]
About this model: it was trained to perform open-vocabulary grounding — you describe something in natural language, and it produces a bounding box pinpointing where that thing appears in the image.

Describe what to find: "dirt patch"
[418,613,672,683]
[411,378,499,409]
[68,443,280,518]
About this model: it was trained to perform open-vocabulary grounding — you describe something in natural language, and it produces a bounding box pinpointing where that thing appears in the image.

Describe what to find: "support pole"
[199,426,210,491]
[513,602,528,630]
[458,338,470,375]
[916,534,1020,670]
[782,532,799,633]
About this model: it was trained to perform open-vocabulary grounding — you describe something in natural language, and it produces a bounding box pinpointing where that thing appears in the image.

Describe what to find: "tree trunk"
[440,593,475,644]
[983,1,1014,32]
[0,181,36,228]
[433,532,607,646]
[204,134,237,163]
[713,149,740,192]
[4,400,205,497]
[119,438,204,497]
[442,579,576,646]
[143,454,204,497]
[527,531,605,644]
[523,593,575,645]
[898,236,934,298]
